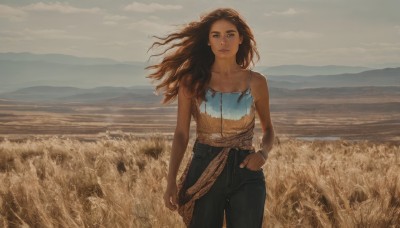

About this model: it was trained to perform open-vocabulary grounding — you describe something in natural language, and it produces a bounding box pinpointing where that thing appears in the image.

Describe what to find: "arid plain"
[0,92,399,143]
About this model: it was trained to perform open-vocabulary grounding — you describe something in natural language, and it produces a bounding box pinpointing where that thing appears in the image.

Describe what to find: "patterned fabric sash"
[176,123,254,226]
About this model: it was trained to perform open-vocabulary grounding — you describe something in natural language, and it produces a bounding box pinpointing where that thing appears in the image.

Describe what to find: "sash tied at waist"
[176,124,255,226]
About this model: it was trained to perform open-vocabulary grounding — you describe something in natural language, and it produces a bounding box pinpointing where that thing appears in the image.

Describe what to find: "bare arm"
[240,72,275,170]
[252,73,275,159]
[164,82,192,211]
[167,83,192,182]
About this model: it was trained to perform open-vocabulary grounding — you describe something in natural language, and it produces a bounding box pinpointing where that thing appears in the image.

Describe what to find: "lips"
[219,49,229,52]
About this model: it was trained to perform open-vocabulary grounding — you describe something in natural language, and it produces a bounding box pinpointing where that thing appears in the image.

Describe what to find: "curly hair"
[146,8,259,104]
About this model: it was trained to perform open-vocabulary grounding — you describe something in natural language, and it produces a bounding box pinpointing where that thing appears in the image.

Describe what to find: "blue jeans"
[182,141,266,228]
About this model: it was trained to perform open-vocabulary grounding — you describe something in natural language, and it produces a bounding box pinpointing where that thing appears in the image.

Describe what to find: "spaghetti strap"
[237,70,253,102]
[247,70,253,91]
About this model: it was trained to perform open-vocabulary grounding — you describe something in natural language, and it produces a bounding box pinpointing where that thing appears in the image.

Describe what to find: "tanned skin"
[163,19,274,211]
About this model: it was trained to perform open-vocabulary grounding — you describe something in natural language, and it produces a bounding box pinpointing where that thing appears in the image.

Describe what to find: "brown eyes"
[211,33,235,38]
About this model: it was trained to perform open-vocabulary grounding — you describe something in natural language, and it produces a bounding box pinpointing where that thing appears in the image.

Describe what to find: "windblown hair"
[146,8,259,104]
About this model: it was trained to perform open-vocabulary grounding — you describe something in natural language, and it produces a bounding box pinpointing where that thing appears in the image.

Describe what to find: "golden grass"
[0,135,399,227]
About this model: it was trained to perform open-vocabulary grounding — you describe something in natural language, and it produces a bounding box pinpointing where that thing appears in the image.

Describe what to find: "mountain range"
[0,85,158,104]
[256,65,372,76]
[0,54,149,93]
[1,84,399,105]
[268,67,400,89]
[1,52,398,92]
[0,52,399,103]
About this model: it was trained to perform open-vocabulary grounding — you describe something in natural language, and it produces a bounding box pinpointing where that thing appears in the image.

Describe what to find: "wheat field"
[0,134,399,228]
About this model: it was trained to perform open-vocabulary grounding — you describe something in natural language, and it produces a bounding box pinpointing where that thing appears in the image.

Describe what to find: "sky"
[0,0,400,68]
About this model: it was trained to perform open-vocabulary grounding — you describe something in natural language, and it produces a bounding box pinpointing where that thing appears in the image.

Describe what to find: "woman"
[147,8,274,228]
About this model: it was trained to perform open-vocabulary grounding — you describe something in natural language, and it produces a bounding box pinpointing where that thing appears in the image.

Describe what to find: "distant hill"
[0,85,158,104]
[0,59,150,93]
[1,85,399,104]
[268,67,400,89]
[256,65,373,76]
[1,52,399,93]
[269,86,400,99]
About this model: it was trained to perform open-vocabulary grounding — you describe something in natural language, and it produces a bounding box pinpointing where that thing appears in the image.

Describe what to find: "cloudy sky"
[1,0,399,68]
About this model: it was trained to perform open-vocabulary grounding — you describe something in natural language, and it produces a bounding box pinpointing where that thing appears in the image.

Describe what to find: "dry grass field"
[0,134,399,227]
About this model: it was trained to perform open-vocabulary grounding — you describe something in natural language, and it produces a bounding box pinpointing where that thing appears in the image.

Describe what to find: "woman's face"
[208,19,243,60]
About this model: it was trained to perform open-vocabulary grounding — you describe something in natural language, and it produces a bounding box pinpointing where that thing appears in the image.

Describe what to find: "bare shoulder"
[250,71,268,87]
[179,75,195,99]
[249,71,269,99]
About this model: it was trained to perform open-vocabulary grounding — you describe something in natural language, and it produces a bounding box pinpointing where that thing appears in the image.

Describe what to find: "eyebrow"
[210,30,238,34]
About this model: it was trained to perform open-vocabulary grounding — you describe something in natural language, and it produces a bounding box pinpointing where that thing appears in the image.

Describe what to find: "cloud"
[264,8,302,17]
[103,14,129,26]
[325,47,368,54]
[123,2,182,13]
[0,29,93,41]
[0,4,27,21]
[262,30,322,39]
[28,29,93,40]
[128,20,175,34]
[359,42,400,51]
[97,40,146,47]
[22,2,101,14]
[395,25,400,35]
[279,49,312,54]
[0,30,32,41]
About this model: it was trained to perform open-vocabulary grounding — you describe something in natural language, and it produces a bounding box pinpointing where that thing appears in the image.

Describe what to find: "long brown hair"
[146,8,259,104]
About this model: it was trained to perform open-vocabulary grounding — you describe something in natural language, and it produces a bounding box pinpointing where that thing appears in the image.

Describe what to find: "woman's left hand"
[239,152,266,171]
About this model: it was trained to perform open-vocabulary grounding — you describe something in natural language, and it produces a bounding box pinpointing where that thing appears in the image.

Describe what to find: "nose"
[220,36,227,45]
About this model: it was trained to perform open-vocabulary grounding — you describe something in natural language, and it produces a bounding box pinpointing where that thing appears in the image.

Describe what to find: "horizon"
[2,51,399,69]
[2,50,398,94]
[1,1,400,68]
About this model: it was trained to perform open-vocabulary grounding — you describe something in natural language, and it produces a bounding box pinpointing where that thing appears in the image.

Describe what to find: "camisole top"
[191,71,255,150]
[178,71,257,225]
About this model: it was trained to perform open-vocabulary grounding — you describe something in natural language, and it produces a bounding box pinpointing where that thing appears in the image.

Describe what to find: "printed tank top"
[191,70,255,149]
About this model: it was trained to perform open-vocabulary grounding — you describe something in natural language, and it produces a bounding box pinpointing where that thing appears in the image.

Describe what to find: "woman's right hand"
[163,181,178,211]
